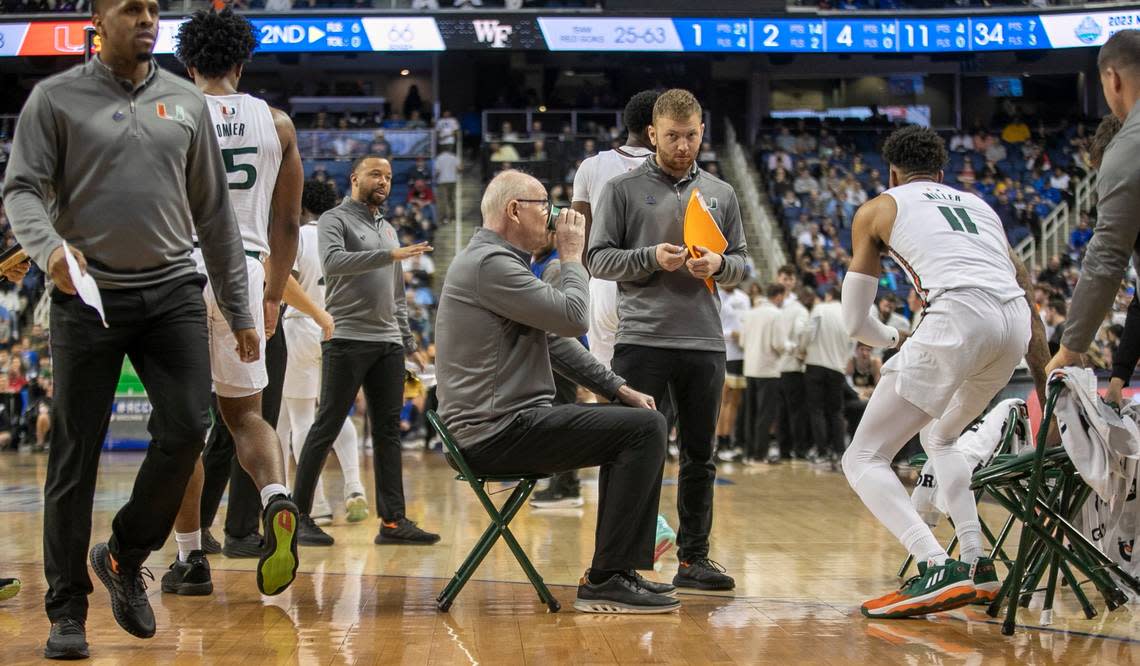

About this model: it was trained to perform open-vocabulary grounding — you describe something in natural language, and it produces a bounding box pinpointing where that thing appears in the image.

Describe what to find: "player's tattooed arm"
[1010,249,1049,406]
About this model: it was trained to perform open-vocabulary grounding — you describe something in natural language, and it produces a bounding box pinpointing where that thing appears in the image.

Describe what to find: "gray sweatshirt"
[318,196,414,349]
[2,58,251,331]
[587,156,749,352]
[1062,104,1140,353]
[435,228,626,447]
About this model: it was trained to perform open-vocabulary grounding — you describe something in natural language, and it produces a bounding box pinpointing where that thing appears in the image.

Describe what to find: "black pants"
[745,377,781,460]
[44,277,212,622]
[463,404,667,570]
[199,325,288,538]
[294,339,405,520]
[777,371,808,457]
[805,365,847,457]
[544,370,582,495]
[612,344,724,562]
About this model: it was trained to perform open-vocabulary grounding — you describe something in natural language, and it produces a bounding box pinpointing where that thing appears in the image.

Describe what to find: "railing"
[724,119,786,283]
[1014,171,1097,271]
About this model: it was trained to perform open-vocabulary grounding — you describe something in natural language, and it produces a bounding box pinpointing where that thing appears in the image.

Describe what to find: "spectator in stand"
[767,149,794,174]
[984,138,1008,164]
[407,179,435,223]
[433,146,459,225]
[436,109,460,149]
[1038,255,1070,296]
[795,131,818,155]
[775,127,797,154]
[865,169,886,197]
[409,157,430,183]
[823,165,845,195]
[1049,165,1072,193]
[531,140,548,161]
[406,110,427,130]
[368,131,392,159]
[699,142,718,163]
[818,129,838,158]
[815,260,838,291]
[582,138,597,159]
[974,130,994,154]
[1070,214,1094,257]
[949,130,974,153]
[1001,115,1031,144]
[793,164,820,197]
[841,175,867,223]
[957,160,976,186]
[490,142,520,163]
[1044,296,1068,355]
[769,167,793,201]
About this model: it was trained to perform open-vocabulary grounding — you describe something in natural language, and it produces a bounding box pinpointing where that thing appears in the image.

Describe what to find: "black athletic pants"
[294,339,406,521]
[612,344,724,562]
[44,277,212,622]
[745,377,781,460]
[777,371,809,458]
[463,404,667,570]
[805,364,847,457]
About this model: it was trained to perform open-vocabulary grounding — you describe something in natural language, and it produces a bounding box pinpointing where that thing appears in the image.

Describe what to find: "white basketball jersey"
[205,94,282,255]
[286,223,323,317]
[575,146,654,369]
[884,181,1023,306]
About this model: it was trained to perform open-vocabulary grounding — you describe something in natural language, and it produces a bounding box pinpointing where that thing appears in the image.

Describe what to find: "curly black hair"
[881,125,948,178]
[302,179,338,217]
[175,9,258,79]
[623,90,660,136]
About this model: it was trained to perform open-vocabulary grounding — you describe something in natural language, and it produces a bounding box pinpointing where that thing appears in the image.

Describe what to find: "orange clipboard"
[683,188,728,293]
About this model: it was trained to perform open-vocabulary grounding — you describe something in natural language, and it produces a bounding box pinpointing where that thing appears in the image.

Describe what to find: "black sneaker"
[375,517,440,545]
[89,542,156,638]
[258,495,300,596]
[44,618,88,660]
[574,572,681,614]
[529,485,585,509]
[160,551,213,596]
[674,558,736,591]
[585,569,677,597]
[201,528,222,555]
[222,532,263,559]
[297,513,335,546]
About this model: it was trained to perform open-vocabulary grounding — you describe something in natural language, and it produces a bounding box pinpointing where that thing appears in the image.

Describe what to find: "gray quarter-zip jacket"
[435,228,626,448]
[587,156,749,352]
[2,57,251,331]
[319,196,414,349]
[1062,103,1140,353]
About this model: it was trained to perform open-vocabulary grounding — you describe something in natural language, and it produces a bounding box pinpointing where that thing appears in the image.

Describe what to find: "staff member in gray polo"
[291,156,440,547]
[2,0,252,657]
[1048,30,1140,376]
[436,170,678,614]
[588,89,749,592]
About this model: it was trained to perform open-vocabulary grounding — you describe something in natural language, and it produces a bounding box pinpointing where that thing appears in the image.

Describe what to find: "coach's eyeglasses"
[516,198,561,231]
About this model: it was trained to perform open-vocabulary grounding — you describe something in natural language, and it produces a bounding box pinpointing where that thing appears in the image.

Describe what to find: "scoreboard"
[0,9,1130,56]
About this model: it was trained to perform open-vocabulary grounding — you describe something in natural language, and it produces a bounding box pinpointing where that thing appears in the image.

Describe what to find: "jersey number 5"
[937,206,978,234]
[222,147,259,191]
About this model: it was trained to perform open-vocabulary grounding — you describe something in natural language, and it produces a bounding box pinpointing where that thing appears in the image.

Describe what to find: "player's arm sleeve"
[478,253,589,338]
[2,85,66,271]
[186,96,254,332]
[586,181,660,281]
[841,272,900,349]
[319,212,394,275]
[1062,146,1140,353]
[713,190,749,287]
[1112,293,1140,386]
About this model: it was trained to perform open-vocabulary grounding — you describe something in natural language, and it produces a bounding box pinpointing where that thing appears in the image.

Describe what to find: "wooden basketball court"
[1,447,1137,664]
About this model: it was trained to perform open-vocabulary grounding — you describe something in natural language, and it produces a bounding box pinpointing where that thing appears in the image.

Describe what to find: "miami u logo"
[156,103,187,122]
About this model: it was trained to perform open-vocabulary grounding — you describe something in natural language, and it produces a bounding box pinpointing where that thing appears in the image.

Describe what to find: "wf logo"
[472,20,513,48]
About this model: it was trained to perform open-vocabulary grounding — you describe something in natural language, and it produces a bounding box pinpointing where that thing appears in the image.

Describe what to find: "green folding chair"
[970,378,1140,635]
[897,402,1027,580]
[426,410,561,613]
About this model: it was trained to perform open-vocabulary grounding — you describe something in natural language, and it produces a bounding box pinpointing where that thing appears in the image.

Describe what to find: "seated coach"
[435,170,677,614]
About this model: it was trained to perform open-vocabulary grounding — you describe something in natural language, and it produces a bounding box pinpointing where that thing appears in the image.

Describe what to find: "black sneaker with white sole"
[160,551,213,596]
[89,542,156,638]
[44,618,88,660]
[574,571,681,614]
[674,558,735,591]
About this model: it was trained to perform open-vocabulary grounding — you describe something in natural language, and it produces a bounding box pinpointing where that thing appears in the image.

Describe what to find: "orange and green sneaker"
[861,559,976,619]
[971,556,1001,605]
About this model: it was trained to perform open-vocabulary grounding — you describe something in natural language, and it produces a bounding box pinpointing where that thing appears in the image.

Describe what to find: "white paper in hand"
[63,241,108,328]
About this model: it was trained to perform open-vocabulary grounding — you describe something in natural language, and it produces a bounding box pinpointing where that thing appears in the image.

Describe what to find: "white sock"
[175,531,201,563]
[260,483,289,509]
[956,521,984,565]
